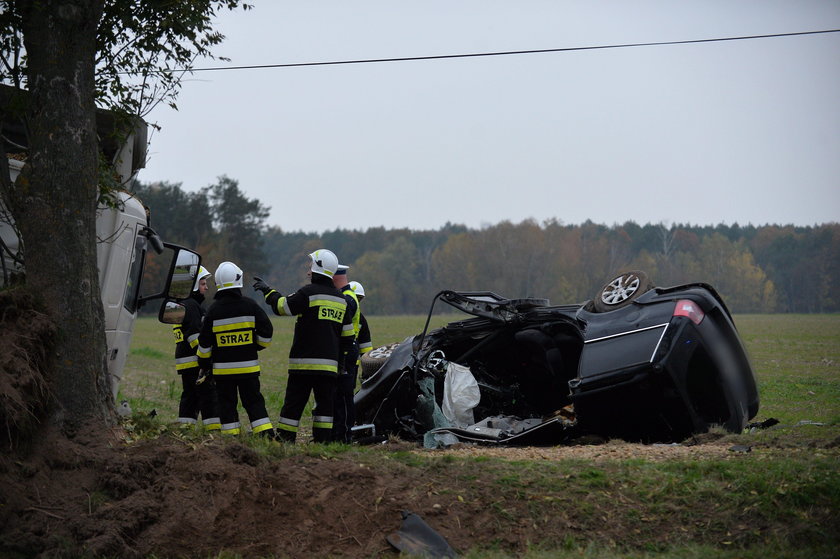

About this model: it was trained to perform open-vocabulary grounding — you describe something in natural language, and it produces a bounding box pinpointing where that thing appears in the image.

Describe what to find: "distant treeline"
[132,178,840,315]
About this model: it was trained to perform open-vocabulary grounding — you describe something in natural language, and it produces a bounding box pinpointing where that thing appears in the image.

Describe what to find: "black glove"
[196,369,212,385]
[252,276,273,295]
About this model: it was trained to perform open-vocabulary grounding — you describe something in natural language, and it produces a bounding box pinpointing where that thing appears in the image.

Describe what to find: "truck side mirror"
[169,249,200,300]
[159,298,186,324]
[138,244,203,317]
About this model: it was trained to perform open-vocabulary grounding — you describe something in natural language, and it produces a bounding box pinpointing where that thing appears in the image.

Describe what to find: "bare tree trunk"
[13,1,111,432]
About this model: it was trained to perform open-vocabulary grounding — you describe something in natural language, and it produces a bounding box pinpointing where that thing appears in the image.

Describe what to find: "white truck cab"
[1,85,199,401]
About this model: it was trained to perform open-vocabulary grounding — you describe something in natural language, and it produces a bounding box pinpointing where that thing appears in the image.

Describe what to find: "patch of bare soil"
[0,424,760,559]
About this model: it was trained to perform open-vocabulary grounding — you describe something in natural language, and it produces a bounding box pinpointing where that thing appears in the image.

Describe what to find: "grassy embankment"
[121,313,840,559]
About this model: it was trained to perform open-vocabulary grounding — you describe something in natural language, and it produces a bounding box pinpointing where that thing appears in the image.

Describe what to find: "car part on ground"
[354,271,759,447]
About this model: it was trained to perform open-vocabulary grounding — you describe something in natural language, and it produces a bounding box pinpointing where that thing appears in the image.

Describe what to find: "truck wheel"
[592,270,654,313]
[360,342,399,380]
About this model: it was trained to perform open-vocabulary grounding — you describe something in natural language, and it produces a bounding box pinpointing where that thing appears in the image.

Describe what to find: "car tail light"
[673,299,705,325]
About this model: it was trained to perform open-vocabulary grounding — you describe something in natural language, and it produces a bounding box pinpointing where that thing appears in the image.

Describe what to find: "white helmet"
[193,265,211,291]
[308,249,339,278]
[349,281,365,298]
[215,261,243,291]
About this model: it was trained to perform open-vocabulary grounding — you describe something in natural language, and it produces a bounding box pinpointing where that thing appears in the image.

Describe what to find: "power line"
[182,28,840,73]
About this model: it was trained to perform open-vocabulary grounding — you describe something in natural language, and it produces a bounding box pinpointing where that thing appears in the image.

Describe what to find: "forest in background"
[131,178,840,315]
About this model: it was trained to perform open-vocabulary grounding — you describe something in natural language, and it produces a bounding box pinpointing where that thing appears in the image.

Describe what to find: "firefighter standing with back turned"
[253,249,351,443]
[173,265,220,430]
[196,261,276,438]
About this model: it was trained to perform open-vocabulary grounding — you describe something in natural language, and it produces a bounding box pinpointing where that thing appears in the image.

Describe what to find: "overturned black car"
[354,271,759,447]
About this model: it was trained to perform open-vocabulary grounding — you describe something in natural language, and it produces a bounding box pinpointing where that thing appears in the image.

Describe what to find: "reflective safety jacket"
[340,284,360,367]
[173,295,205,374]
[197,289,273,375]
[264,274,350,376]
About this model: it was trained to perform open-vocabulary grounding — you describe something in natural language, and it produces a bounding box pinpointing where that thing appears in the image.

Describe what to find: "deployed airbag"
[441,362,481,427]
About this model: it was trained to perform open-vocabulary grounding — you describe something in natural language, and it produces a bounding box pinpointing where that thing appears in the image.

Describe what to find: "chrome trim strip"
[584,322,669,344]
[649,325,670,363]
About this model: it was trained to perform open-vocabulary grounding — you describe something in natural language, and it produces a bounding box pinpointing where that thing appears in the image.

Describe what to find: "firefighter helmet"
[349,281,365,299]
[308,249,339,278]
[193,266,211,292]
[215,261,244,291]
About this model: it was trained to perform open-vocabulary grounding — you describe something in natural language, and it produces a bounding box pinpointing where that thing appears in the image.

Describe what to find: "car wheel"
[360,342,400,380]
[592,270,654,312]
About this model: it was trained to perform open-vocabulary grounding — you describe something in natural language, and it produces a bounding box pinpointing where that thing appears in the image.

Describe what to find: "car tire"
[360,342,400,380]
[592,270,654,313]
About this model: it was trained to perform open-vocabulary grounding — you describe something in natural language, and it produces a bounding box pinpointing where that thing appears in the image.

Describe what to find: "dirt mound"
[0,288,55,446]
[3,425,534,559]
[0,422,784,559]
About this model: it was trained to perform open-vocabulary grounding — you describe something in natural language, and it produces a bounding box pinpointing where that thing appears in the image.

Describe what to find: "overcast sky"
[139,1,840,233]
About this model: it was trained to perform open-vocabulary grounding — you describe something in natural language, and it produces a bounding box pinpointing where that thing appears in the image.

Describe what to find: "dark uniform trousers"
[332,348,359,443]
[277,374,336,443]
[178,369,220,428]
[215,374,272,434]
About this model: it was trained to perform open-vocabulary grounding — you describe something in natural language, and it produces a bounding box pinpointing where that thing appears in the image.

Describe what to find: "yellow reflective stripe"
[175,356,198,370]
[212,367,260,375]
[275,296,292,316]
[213,360,261,375]
[359,343,373,352]
[277,417,300,428]
[214,315,255,326]
[311,297,346,311]
[213,321,256,332]
[277,422,298,433]
[343,288,361,335]
[221,421,241,435]
[197,345,212,358]
[251,418,274,433]
[290,363,338,373]
[289,358,338,373]
[313,416,333,429]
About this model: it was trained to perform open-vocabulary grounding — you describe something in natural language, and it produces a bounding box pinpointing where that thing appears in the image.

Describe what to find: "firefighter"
[173,265,220,430]
[331,264,360,443]
[349,281,373,362]
[196,261,276,437]
[252,249,351,443]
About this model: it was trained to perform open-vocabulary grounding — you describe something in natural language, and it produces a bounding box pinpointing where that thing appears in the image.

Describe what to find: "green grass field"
[119,313,840,559]
[121,313,840,431]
